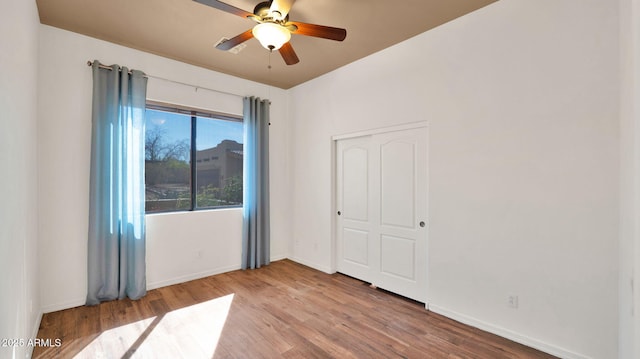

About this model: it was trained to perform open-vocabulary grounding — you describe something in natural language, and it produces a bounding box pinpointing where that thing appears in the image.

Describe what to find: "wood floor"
[34,260,555,358]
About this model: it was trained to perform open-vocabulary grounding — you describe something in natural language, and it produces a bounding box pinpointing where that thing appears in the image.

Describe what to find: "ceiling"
[36,0,497,89]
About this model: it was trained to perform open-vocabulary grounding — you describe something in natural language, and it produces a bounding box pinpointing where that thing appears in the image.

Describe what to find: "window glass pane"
[145,109,192,212]
[195,117,243,208]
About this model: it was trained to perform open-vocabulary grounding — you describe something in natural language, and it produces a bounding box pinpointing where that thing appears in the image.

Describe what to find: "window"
[144,103,243,213]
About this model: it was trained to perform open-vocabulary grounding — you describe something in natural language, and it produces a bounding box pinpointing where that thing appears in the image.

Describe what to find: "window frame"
[145,101,244,214]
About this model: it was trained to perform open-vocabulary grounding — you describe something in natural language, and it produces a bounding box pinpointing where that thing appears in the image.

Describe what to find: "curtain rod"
[87,60,245,99]
[87,60,142,76]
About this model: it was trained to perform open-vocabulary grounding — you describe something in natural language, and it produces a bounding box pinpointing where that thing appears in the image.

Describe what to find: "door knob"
[419,221,426,227]
[337,211,341,216]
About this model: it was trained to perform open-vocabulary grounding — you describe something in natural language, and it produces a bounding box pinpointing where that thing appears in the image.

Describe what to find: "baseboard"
[148,255,291,290]
[428,304,590,359]
[27,310,44,358]
[42,260,288,313]
[42,298,85,314]
[147,264,242,290]
[270,253,288,262]
[288,256,334,274]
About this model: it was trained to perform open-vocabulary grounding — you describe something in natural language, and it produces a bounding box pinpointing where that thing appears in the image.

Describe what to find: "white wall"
[37,25,292,312]
[619,0,640,357]
[0,0,41,358]
[289,1,619,358]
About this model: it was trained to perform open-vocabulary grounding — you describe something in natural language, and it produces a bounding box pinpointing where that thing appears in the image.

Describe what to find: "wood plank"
[33,260,556,359]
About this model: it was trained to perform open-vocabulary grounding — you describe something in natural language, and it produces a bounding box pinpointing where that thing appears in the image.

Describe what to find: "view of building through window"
[144,106,243,212]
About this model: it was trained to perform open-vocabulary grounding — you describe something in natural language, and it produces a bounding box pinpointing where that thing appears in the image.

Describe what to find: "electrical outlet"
[508,295,519,309]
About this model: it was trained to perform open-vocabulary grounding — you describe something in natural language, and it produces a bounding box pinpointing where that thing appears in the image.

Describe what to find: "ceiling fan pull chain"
[268,51,272,101]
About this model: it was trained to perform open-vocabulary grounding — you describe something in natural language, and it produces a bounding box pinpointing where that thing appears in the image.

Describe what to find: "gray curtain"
[242,97,270,269]
[86,60,148,305]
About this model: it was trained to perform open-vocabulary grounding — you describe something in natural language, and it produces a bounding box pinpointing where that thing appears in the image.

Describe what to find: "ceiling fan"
[193,0,347,65]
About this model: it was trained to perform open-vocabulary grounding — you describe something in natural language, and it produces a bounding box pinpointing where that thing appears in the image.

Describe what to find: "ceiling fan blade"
[288,21,347,41]
[270,0,296,20]
[279,42,300,65]
[216,29,254,51]
[193,0,254,19]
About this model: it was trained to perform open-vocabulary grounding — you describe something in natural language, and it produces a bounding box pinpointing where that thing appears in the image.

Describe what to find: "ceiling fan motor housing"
[253,1,273,19]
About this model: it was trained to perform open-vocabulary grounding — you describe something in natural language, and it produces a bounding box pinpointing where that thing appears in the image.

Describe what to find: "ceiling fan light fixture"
[252,22,291,51]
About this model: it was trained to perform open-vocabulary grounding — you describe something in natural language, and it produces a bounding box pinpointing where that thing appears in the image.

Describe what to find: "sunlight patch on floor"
[73,317,156,359]
[74,294,234,358]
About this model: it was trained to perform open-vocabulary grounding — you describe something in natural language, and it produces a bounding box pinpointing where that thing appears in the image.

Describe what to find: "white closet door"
[336,126,428,303]
[336,135,375,283]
